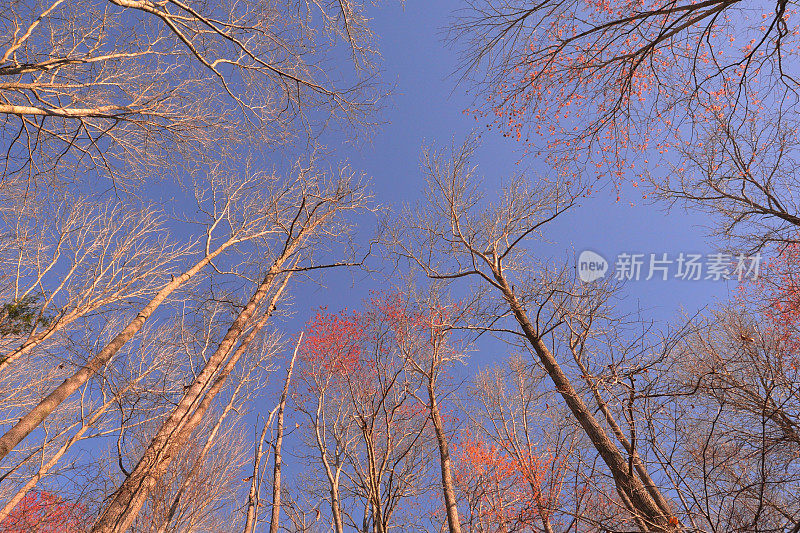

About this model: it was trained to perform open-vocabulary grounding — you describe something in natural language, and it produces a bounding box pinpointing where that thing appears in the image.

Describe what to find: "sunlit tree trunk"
[92,265,293,533]
[269,334,301,533]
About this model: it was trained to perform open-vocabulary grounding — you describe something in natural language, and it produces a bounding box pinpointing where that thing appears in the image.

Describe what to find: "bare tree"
[0,0,384,186]
[0,320,184,524]
[91,167,371,532]
[0,1,391,530]
[0,165,331,463]
[143,327,279,533]
[268,334,302,533]
[656,113,800,252]
[635,302,800,532]
[293,318,359,533]
[391,289,466,533]
[390,138,681,532]
[243,333,302,533]
[458,354,581,533]
[0,195,185,374]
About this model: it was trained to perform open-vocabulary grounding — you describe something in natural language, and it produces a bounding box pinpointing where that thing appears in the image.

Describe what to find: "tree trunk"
[156,371,248,533]
[330,488,345,533]
[269,332,301,533]
[0,245,231,462]
[492,270,678,532]
[427,379,462,533]
[244,413,273,533]
[91,265,292,533]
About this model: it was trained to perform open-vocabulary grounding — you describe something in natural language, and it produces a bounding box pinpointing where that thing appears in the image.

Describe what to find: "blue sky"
[287,0,737,367]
